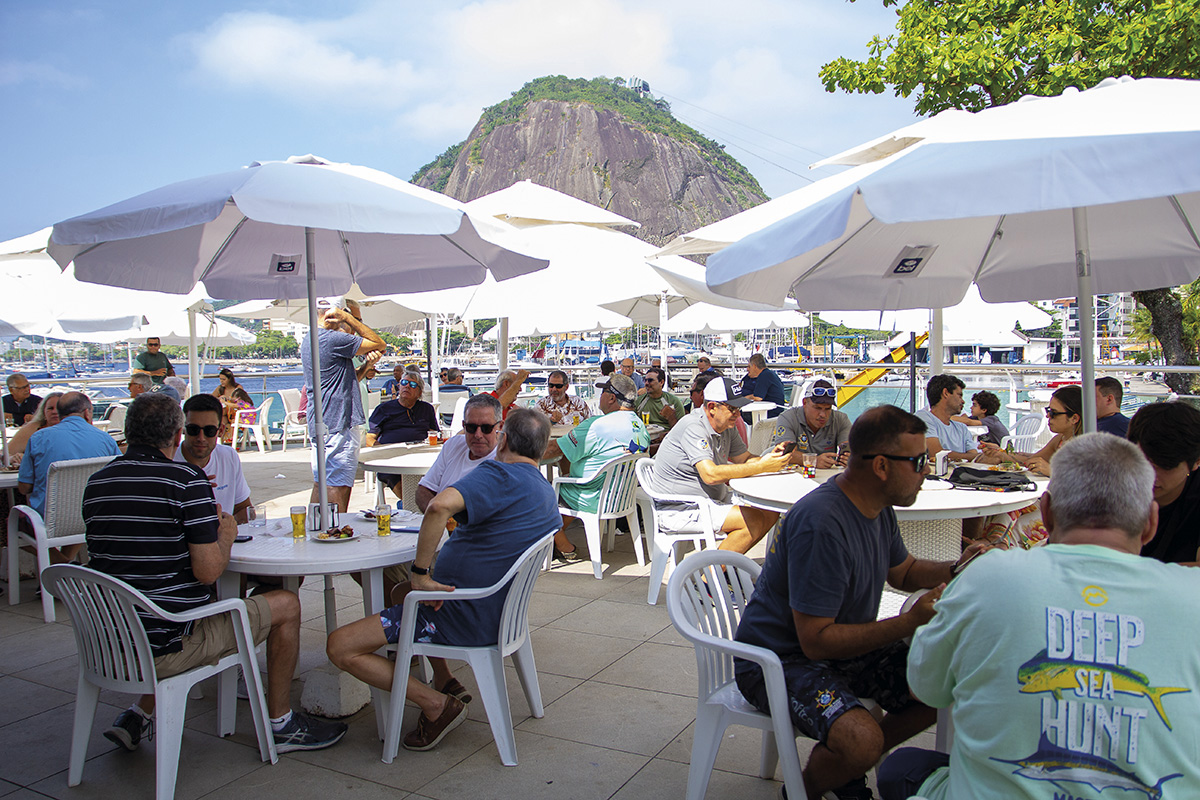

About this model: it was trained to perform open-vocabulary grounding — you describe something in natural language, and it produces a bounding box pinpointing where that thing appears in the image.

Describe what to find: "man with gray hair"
[535,370,590,425]
[488,367,529,419]
[880,433,1200,800]
[85,393,347,755]
[4,372,41,426]
[415,394,503,513]
[127,373,152,398]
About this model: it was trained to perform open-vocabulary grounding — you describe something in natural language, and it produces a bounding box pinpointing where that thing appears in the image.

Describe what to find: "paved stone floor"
[0,443,935,799]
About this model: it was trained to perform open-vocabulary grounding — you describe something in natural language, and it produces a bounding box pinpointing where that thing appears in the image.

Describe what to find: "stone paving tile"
[0,608,45,641]
[590,641,697,697]
[206,756,417,799]
[0,676,74,728]
[545,598,671,642]
[0,779,19,797]
[0,622,77,675]
[610,756,783,800]
[527,627,639,681]
[0,701,126,786]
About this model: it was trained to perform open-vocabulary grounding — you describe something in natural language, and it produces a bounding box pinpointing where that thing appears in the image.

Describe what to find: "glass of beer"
[290,506,306,539]
[376,504,392,536]
[428,430,439,446]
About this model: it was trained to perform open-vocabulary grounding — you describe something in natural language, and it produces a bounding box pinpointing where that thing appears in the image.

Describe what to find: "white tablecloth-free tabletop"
[360,444,442,505]
[741,401,779,427]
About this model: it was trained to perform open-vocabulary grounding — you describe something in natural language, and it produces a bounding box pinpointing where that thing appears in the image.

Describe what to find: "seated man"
[695,355,721,377]
[541,374,649,562]
[534,370,591,425]
[650,377,789,554]
[415,394,503,512]
[381,364,406,399]
[440,367,472,396]
[879,433,1198,800]
[173,394,252,523]
[914,374,978,463]
[488,368,530,419]
[599,359,616,378]
[1127,401,1200,565]
[735,405,991,800]
[1095,375,1131,436]
[327,408,561,752]
[768,379,851,468]
[4,373,41,426]
[635,367,685,430]
[127,373,152,398]
[740,353,785,418]
[364,371,439,446]
[619,358,646,393]
[86,393,346,754]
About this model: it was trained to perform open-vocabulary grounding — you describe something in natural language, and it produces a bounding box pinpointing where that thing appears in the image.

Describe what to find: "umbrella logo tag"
[886,245,937,278]
[271,254,301,275]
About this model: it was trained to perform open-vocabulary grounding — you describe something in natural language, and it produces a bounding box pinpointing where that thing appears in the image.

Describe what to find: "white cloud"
[0,60,87,89]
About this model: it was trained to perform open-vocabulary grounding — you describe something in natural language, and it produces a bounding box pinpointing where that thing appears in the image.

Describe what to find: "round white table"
[360,444,442,505]
[742,401,780,427]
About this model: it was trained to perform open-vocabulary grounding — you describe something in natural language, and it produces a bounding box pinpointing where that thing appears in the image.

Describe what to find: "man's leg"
[259,589,301,719]
[877,747,950,800]
[716,507,780,554]
[804,707,885,799]
[309,484,353,513]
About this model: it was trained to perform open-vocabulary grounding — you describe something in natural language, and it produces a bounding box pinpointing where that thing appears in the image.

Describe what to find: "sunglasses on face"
[547,382,566,389]
[807,387,836,399]
[860,452,929,471]
[399,379,419,388]
[1045,408,1072,418]
[463,422,497,434]
[147,342,161,347]
[184,424,219,437]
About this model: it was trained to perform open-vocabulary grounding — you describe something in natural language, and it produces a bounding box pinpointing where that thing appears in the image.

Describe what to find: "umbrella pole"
[304,227,330,526]
[909,332,917,412]
[658,294,668,379]
[187,306,199,398]
[1074,207,1098,433]
[930,308,944,373]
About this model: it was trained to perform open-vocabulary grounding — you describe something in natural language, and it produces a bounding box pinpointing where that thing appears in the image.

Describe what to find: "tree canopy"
[820,0,1199,115]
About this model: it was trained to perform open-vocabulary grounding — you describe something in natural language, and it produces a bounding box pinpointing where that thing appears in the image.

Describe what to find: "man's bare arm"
[332,308,386,356]
[695,448,790,485]
[415,484,435,513]
[495,370,529,409]
[793,591,939,661]
[188,511,238,585]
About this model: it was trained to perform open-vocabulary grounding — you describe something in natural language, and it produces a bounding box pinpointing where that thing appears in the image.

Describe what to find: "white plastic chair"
[380,531,556,766]
[666,549,804,800]
[447,395,469,435]
[42,564,277,800]
[105,404,127,445]
[232,395,274,453]
[554,452,645,579]
[636,458,722,604]
[998,412,1046,453]
[276,388,309,451]
[7,455,115,622]
[748,419,777,456]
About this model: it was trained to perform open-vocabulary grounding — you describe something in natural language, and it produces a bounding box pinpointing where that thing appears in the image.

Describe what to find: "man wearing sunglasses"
[635,367,685,430]
[769,379,851,468]
[734,405,992,800]
[365,371,439,447]
[173,394,252,524]
[415,395,503,513]
[534,370,590,425]
[132,337,175,386]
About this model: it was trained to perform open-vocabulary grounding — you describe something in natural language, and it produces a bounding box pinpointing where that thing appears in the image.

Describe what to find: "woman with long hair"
[211,368,255,443]
[981,385,1082,476]
[6,391,64,468]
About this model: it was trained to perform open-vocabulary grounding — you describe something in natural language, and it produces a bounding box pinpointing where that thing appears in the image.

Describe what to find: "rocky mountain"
[412,76,768,246]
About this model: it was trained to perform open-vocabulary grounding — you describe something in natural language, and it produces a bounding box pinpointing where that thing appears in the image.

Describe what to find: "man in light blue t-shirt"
[914,374,978,464]
[880,433,1200,800]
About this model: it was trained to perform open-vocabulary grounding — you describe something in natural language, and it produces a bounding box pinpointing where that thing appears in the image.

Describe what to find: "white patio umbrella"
[220,284,427,330]
[661,303,809,335]
[819,285,1051,337]
[47,154,547,520]
[706,77,1200,430]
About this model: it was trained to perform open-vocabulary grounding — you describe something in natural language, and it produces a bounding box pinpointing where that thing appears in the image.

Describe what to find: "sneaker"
[830,776,874,800]
[553,546,583,563]
[273,711,348,753]
[236,667,250,701]
[402,695,467,751]
[105,709,152,752]
[438,677,473,705]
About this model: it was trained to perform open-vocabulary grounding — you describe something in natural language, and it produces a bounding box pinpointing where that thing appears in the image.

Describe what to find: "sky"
[0,0,921,243]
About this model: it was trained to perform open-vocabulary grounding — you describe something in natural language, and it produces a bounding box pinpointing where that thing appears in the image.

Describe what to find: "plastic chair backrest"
[45,456,115,542]
[748,419,777,455]
[42,564,160,695]
[277,388,301,417]
[1011,413,1045,448]
[106,404,127,427]
[594,453,644,518]
[495,531,556,658]
[666,550,761,701]
[448,396,469,435]
[635,457,661,501]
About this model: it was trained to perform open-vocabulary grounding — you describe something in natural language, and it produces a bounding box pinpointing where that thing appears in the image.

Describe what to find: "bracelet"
[410,565,430,576]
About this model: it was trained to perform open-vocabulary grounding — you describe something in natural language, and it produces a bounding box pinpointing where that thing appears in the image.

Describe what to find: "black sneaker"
[831,776,874,800]
[105,709,152,752]
[273,711,348,753]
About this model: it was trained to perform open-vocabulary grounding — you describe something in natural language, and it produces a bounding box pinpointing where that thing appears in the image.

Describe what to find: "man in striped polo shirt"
[84,393,347,754]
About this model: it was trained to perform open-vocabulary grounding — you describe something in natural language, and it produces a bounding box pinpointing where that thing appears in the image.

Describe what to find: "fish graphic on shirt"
[993,734,1182,800]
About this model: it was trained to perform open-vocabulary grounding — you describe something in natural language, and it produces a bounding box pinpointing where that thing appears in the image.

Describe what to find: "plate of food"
[310,525,360,543]
[986,462,1028,473]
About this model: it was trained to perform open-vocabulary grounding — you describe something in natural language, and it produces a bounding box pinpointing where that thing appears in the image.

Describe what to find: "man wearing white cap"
[650,377,790,554]
[769,379,852,469]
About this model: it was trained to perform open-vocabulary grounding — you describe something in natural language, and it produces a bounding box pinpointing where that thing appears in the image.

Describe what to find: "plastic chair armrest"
[9,504,46,540]
[157,596,253,625]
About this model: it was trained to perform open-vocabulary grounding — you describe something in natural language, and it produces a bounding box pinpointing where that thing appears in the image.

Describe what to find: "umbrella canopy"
[706,77,1200,429]
[661,303,810,335]
[464,180,639,229]
[819,286,1051,336]
[220,284,426,330]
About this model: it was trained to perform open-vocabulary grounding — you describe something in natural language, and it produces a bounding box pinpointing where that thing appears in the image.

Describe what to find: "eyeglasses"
[1045,408,1072,418]
[463,422,497,434]
[547,382,566,389]
[147,342,161,347]
[11,383,30,391]
[860,452,929,471]
[806,387,836,399]
[399,379,419,388]
[184,423,219,437]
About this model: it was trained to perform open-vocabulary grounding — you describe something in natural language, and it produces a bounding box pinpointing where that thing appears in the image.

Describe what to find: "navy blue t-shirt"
[741,368,785,418]
[368,399,439,444]
[734,479,909,662]
[1096,411,1130,438]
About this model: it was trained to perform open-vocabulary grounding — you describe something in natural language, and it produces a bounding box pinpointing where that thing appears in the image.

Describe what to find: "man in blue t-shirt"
[914,374,978,463]
[327,408,561,753]
[740,353,785,419]
[734,405,992,800]
[300,303,386,511]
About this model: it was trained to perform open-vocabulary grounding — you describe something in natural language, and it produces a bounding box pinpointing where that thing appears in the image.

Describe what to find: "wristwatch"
[410,565,430,576]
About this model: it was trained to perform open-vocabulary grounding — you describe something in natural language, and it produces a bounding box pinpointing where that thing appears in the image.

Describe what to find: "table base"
[301,663,372,717]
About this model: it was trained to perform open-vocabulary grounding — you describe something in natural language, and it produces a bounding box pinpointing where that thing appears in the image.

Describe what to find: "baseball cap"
[804,379,837,406]
[703,377,753,408]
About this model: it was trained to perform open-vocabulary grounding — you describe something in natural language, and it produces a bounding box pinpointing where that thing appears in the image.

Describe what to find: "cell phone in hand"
[778,441,797,455]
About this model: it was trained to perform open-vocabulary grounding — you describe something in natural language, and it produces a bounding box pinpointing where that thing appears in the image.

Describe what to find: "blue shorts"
[310,429,361,487]
[380,604,446,645]
[735,641,917,743]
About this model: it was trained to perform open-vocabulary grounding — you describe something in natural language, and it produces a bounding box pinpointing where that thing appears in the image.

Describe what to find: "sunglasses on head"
[399,379,419,388]
[547,382,566,389]
[807,386,836,399]
[463,422,497,434]
[184,423,219,437]
[860,452,929,471]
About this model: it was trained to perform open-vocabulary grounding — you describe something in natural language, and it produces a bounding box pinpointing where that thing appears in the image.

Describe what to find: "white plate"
[308,531,361,543]
[920,480,952,491]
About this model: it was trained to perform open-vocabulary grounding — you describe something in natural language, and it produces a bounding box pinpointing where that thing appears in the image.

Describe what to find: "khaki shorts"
[656,500,731,534]
[154,595,272,679]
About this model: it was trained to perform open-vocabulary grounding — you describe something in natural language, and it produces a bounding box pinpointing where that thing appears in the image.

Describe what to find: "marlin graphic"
[993,734,1182,800]
[1017,650,1189,729]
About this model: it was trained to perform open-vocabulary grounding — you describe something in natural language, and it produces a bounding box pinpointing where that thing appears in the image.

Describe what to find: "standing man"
[301,304,387,512]
[650,377,789,554]
[415,394,503,512]
[542,374,649,562]
[1095,376,1130,436]
[381,364,406,399]
[132,337,175,385]
[734,405,991,800]
[635,367,685,429]
[87,393,346,755]
[740,353,785,418]
[914,374,978,463]
[4,373,41,426]
[535,370,591,424]
[173,394,252,524]
[879,434,1197,800]
[619,358,646,392]
[768,379,851,468]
